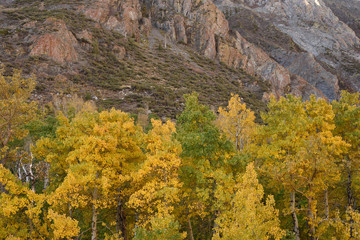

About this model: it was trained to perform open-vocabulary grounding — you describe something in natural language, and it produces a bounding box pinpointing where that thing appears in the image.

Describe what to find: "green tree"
[175,93,234,239]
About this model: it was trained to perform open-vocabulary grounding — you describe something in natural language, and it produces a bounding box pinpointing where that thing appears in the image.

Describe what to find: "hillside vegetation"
[0,1,268,118]
[1,69,360,240]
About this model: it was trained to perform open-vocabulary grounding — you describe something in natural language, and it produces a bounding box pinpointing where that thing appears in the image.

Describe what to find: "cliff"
[1,0,360,117]
[214,0,360,98]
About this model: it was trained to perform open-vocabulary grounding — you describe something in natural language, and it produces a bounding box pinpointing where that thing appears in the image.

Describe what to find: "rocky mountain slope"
[324,0,360,38]
[214,0,360,98]
[1,0,359,117]
[0,0,269,118]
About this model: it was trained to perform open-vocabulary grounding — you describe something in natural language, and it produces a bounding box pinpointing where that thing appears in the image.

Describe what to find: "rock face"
[82,0,150,39]
[147,0,323,98]
[75,30,93,43]
[30,18,78,64]
[262,0,359,56]
[218,32,292,96]
[3,0,359,107]
[274,52,339,100]
[173,15,187,44]
[150,0,229,59]
[215,0,359,54]
[213,0,360,97]
[323,0,360,38]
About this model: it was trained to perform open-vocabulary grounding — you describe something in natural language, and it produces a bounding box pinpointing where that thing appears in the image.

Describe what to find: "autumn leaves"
[1,69,360,239]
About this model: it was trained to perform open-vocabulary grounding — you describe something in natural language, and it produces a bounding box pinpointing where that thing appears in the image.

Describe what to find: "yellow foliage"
[256,95,349,238]
[217,94,256,152]
[329,208,360,240]
[129,119,183,227]
[0,68,38,165]
[213,163,285,240]
[47,209,80,239]
[0,164,51,239]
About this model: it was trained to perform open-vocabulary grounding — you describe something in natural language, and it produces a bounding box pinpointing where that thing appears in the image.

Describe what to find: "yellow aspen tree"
[256,95,347,240]
[129,119,185,239]
[133,209,186,240]
[213,163,285,240]
[0,164,79,239]
[216,94,256,152]
[47,209,80,239]
[0,69,79,239]
[0,68,37,176]
[35,108,144,240]
[332,91,360,238]
[329,207,360,240]
[0,164,39,239]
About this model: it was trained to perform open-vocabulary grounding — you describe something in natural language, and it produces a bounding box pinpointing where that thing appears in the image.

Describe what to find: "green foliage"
[133,213,185,240]
[176,92,232,162]
[175,92,235,239]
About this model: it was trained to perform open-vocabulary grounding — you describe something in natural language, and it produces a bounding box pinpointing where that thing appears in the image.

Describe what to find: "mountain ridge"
[214,0,360,97]
[0,0,359,116]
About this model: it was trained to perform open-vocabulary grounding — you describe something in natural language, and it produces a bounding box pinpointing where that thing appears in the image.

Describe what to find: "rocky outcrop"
[81,0,150,39]
[324,0,360,38]
[218,32,325,97]
[152,0,229,59]
[213,0,360,98]
[215,0,360,55]
[173,15,187,44]
[274,52,339,100]
[217,32,291,96]
[75,30,93,43]
[149,0,323,98]
[30,18,78,64]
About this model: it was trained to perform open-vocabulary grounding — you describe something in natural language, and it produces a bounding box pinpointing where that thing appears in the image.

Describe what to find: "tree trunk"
[116,198,127,240]
[307,198,316,240]
[188,218,194,240]
[91,204,97,240]
[347,160,355,239]
[92,187,98,240]
[44,162,50,190]
[291,191,300,240]
[347,161,356,209]
[212,211,220,238]
[324,188,329,220]
[134,211,139,236]
[28,215,34,238]
[68,202,72,218]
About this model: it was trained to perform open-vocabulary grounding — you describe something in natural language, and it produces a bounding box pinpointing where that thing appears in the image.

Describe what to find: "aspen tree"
[257,95,347,239]
[213,163,284,240]
[332,91,360,238]
[176,93,234,239]
[36,108,144,239]
[129,119,184,238]
[216,94,256,152]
